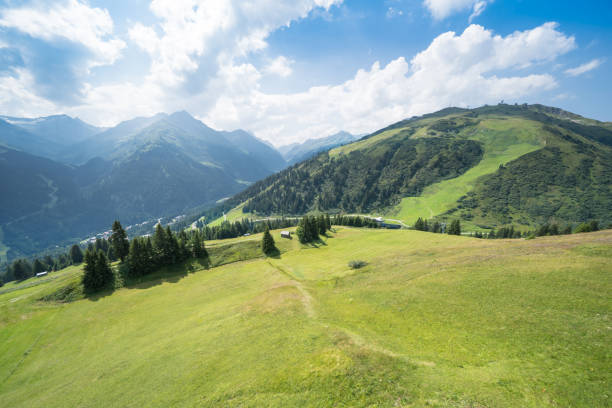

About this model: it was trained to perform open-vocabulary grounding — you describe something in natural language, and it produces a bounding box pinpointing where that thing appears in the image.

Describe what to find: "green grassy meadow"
[1,228,610,407]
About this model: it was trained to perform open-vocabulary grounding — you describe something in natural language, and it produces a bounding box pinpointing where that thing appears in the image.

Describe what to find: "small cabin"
[36,271,48,277]
[280,231,291,239]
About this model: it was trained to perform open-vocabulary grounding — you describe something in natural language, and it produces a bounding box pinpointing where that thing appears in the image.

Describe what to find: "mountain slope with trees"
[206,104,612,229]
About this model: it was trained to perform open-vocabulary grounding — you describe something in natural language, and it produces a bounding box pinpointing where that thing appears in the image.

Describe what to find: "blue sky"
[0,0,609,145]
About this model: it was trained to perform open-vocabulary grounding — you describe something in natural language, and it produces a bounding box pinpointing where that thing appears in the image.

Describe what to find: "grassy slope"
[383,117,545,225]
[208,202,252,227]
[1,228,610,407]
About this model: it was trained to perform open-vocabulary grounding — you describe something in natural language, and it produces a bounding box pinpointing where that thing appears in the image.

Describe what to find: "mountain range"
[0,112,289,261]
[278,131,359,165]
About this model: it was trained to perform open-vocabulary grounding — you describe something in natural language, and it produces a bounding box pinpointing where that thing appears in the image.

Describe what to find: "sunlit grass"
[1,228,610,407]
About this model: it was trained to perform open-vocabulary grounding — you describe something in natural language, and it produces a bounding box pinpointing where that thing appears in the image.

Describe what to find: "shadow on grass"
[264,247,281,259]
[306,238,328,248]
[123,258,210,291]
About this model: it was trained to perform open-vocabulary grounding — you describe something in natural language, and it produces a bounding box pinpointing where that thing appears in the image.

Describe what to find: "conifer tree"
[414,217,424,231]
[153,223,168,265]
[261,227,276,255]
[82,250,98,292]
[128,238,143,278]
[70,244,84,264]
[12,259,32,281]
[33,259,46,274]
[96,250,114,288]
[110,220,130,262]
[448,220,461,235]
[296,218,307,243]
[317,215,327,235]
[191,232,204,258]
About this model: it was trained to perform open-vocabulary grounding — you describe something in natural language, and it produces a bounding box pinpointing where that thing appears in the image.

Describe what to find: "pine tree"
[96,250,114,288]
[448,220,461,235]
[296,218,307,243]
[12,259,32,281]
[166,226,179,264]
[191,232,204,258]
[70,244,84,264]
[128,238,143,278]
[153,223,168,265]
[110,220,130,262]
[261,227,276,255]
[33,258,46,274]
[325,214,332,230]
[414,217,424,231]
[317,215,327,235]
[82,250,99,292]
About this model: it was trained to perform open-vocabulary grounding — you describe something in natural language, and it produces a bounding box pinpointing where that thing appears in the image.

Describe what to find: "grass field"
[1,228,610,407]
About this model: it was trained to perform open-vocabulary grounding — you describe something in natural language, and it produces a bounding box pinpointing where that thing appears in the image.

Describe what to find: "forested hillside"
[207,104,612,229]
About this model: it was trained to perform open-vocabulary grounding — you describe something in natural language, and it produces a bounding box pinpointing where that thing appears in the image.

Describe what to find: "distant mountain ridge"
[279,131,359,165]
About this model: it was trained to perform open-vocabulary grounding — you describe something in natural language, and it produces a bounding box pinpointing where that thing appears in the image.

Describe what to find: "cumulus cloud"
[564,58,603,77]
[424,0,491,20]
[264,56,294,77]
[129,0,342,88]
[0,0,125,68]
[204,23,574,145]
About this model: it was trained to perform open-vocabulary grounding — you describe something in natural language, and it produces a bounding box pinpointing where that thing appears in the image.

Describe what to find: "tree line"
[413,217,461,235]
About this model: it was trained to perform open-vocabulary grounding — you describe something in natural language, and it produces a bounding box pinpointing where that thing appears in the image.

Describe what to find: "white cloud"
[564,59,603,77]
[468,1,487,22]
[129,0,343,87]
[129,23,159,55]
[0,0,125,68]
[264,56,294,77]
[0,69,59,117]
[386,7,404,19]
[205,23,573,145]
[424,0,491,20]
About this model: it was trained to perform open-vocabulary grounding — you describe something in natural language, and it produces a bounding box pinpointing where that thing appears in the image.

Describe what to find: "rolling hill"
[1,227,610,407]
[206,104,612,229]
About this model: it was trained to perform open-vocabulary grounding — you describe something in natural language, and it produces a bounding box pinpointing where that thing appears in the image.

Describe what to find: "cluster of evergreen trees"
[2,244,88,283]
[296,215,331,243]
[414,217,442,233]
[331,215,380,228]
[127,224,208,278]
[413,217,461,235]
[201,218,298,241]
[82,250,114,293]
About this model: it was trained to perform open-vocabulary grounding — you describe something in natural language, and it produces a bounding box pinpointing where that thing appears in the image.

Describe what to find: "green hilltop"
[1,228,610,406]
[206,104,612,230]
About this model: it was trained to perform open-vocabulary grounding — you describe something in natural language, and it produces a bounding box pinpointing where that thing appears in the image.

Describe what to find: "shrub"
[348,260,367,269]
